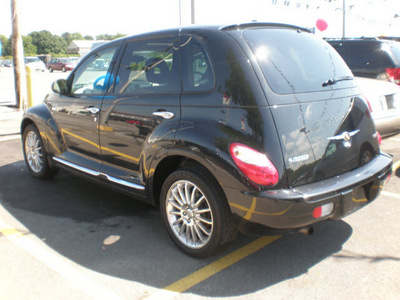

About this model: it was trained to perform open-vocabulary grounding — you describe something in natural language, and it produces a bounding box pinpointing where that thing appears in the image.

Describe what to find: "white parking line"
[381,191,400,199]
[0,135,20,142]
[0,217,124,300]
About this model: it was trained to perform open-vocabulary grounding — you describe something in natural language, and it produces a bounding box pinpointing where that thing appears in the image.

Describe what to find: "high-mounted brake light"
[229,143,279,186]
[385,68,400,85]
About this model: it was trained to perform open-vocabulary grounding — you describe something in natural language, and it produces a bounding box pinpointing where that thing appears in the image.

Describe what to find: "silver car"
[356,77,400,137]
[25,57,46,72]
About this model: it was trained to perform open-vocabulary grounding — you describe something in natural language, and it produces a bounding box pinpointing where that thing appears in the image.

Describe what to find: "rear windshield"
[244,28,354,94]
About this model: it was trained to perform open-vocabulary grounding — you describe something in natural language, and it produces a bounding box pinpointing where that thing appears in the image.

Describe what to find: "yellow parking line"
[164,235,281,293]
[0,228,27,238]
[393,160,400,173]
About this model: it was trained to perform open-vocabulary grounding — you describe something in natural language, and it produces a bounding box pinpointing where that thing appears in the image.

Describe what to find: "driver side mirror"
[51,79,69,95]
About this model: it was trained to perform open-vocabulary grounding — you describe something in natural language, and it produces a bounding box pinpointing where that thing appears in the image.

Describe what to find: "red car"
[46,58,77,72]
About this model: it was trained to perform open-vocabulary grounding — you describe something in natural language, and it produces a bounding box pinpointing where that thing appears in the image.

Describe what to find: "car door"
[98,35,181,192]
[48,45,120,171]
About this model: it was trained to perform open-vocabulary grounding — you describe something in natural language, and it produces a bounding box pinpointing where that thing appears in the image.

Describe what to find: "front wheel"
[22,124,57,179]
[160,168,234,257]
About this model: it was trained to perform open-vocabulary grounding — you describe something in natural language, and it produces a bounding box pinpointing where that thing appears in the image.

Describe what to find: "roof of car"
[92,23,312,53]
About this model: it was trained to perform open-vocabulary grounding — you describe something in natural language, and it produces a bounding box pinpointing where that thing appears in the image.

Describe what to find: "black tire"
[160,168,235,257]
[49,67,53,72]
[62,66,66,72]
[22,124,57,179]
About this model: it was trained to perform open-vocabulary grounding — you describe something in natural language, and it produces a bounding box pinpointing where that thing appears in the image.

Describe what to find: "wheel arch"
[21,103,63,161]
[149,149,232,210]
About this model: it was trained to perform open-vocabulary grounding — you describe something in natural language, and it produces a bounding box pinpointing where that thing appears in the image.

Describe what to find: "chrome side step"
[53,157,145,191]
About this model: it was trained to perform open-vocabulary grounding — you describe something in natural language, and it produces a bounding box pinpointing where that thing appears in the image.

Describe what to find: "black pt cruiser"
[21,23,393,257]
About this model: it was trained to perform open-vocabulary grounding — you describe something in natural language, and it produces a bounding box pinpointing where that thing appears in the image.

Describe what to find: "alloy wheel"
[165,180,214,249]
[25,130,43,173]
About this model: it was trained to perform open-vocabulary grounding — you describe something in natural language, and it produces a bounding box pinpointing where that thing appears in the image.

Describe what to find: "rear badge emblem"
[288,154,309,164]
[327,129,360,148]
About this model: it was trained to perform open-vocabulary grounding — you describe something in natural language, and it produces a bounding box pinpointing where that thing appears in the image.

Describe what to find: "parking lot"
[0,69,399,299]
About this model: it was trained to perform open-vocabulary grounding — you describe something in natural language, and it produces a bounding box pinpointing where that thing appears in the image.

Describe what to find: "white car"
[356,77,400,137]
[25,57,46,72]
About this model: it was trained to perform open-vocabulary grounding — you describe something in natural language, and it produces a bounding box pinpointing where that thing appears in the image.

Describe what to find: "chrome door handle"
[85,107,100,114]
[152,111,174,119]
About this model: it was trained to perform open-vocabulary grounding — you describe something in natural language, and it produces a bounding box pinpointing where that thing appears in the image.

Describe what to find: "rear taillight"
[377,131,382,145]
[385,68,400,85]
[229,143,279,186]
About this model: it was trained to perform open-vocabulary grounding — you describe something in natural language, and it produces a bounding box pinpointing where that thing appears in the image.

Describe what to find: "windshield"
[389,41,400,65]
[26,58,41,63]
[60,59,73,63]
[245,28,354,94]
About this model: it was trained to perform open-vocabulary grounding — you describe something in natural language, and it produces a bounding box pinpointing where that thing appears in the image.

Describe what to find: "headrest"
[145,58,169,84]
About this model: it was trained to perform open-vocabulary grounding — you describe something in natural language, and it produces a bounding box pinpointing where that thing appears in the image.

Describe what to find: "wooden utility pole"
[11,0,27,109]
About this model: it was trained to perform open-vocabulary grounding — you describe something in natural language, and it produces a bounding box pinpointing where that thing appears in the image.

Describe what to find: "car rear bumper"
[227,153,393,236]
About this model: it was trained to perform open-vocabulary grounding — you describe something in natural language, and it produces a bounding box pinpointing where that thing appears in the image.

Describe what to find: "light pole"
[342,0,346,38]
[191,0,195,24]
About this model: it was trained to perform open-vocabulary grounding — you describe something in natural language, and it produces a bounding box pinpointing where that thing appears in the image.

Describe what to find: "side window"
[181,36,214,92]
[114,37,179,94]
[71,46,118,95]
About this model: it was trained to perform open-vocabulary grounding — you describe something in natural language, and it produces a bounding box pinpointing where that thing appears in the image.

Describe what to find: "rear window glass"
[245,28,353,94]
[389,42,400,65]
[347,43,393,69]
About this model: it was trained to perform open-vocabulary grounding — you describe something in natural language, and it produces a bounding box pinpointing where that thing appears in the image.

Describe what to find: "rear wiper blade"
[322,76,354,87]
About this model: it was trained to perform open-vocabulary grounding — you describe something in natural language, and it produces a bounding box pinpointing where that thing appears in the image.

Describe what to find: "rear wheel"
[22,124,56,179]
[160,168,234,257]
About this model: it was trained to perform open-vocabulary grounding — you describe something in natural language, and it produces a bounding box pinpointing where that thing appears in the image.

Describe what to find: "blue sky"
[1,0,399,39]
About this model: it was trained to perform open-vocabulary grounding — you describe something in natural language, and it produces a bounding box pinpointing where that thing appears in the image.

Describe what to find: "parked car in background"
[326,38,400,85]
[93,58,108,70]
[21,23,392,257]
[356,77,400,137]
[46,58,77,72]
[25,57,46,72]
[0,59,13,67]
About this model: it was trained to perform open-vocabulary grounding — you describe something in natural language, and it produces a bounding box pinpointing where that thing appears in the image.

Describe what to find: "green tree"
[96,33,126,41]
[0,34,8,56]
[1,35,36,56]
[4,36,12,56]
[23,35,37,56]
[29,30,67,55]
[61,32,84,46]
[84,35,94,40]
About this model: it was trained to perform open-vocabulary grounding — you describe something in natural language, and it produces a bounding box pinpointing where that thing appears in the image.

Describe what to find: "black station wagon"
[21,23,393,257]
